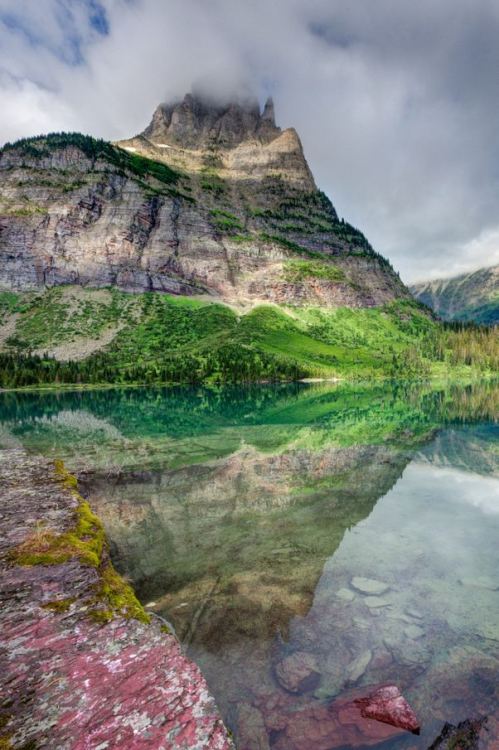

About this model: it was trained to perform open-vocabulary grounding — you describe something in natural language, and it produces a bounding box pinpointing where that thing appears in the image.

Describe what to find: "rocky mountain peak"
[142,92,281,149]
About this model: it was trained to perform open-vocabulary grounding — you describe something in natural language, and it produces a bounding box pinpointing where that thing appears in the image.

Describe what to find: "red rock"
[355,685,420,734]
[0,450,234,750]
[261,688,406,750]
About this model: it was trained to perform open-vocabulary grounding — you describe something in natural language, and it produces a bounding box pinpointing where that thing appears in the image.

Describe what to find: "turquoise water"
[0,381,498,749]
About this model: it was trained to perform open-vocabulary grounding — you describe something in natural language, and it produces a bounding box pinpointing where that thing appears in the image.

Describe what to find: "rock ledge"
[0,449,233,750]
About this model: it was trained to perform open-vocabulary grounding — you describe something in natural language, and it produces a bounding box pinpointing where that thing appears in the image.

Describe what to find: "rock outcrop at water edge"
[0,449,233,750]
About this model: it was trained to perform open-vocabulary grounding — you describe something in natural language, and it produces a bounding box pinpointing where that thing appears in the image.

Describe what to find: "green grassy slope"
[0,287,496,388]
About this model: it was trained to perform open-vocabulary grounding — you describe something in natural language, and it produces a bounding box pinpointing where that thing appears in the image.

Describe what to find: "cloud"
[1,0,498,282]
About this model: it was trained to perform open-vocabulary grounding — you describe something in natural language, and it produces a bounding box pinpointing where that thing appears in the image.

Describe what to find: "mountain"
[0,93,495,386]
[0,93,406,308]
[410,264,499,324]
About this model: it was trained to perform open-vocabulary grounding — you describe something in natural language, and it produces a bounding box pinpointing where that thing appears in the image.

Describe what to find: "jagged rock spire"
[142,92,281,149]
[261,97,276,125]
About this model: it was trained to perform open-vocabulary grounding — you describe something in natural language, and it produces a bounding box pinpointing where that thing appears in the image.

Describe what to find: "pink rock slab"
[355,685,420,734]
[0,449,234,749]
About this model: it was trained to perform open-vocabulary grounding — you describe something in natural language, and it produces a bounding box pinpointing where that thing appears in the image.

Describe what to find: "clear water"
[1,381,498,749]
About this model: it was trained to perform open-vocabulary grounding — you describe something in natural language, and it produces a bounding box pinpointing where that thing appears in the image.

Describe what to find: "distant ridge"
[410,264,498,324]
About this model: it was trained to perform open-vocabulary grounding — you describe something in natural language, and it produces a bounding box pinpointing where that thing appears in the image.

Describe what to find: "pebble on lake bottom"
[351,577,390,595]
[335,588,356,601]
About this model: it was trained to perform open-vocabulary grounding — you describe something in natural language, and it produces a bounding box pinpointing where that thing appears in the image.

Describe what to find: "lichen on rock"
[0,449,233,749]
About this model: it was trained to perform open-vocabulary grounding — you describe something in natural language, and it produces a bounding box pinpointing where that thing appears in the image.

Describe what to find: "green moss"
[7,459,150,625]
[53,458,78,488]
[11,463,105,567]
[0,740,37,750]
[90,565,150,624]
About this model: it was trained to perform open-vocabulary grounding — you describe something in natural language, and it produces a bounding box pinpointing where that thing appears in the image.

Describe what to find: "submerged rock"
[335,588,356,601]
[267,687,407,750]
[355,685,420,734]
[405,607,423,619]
[347,649,372,683]
[274,651,321,693]
[364,596,391,608]
[236,703,271,750]
[352,616,370,630]
[351,577,390,595]
[428,717,487,750]
[404,624,425,639]
[459,575,498,591]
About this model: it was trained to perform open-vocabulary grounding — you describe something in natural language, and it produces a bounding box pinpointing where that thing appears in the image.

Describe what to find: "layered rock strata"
[0,94,407,307]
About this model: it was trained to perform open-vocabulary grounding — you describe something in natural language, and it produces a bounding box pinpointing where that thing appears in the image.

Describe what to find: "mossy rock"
[9,460,150,626]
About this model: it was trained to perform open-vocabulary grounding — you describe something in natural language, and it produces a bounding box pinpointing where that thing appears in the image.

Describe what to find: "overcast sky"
[1,0,499,282]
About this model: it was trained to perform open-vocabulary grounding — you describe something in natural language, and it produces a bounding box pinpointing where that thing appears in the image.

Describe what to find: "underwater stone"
[459,576,498,590]
[351,577,390,595]
[352,617,370,630]
[427,718,488,750]
[387,639,432,667]
[404,625,424,639]
[355,685,420,734]
[314,682,343,701]
[405,607,423,619]
[347,649,372,683]
[364,596,391,608]
[470,621,499,641]
[236,703,271,750]
[274,651,321,693]
[270,689,406,750]
[387,612,416,624]
[335,588,355,601]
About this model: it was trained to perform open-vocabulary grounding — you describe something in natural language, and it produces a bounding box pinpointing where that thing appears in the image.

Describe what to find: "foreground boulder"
[0,449,233,750]
[355,685,420,734]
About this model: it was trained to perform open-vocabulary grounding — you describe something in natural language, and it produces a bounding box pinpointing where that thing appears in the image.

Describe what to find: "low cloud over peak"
[1,0,499,282]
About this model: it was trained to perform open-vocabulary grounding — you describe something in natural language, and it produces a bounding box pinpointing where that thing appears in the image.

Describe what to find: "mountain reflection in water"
[0,380,497,750]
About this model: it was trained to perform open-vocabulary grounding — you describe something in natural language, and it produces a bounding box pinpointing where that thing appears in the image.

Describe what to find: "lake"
[1,381,498,750]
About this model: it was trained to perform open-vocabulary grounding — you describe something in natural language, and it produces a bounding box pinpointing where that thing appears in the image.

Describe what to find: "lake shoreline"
[0,372,495,394]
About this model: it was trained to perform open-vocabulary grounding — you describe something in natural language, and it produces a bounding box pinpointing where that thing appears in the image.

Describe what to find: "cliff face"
[0,95,408,308]
[134,93,315,189]
[410,264,499,324]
